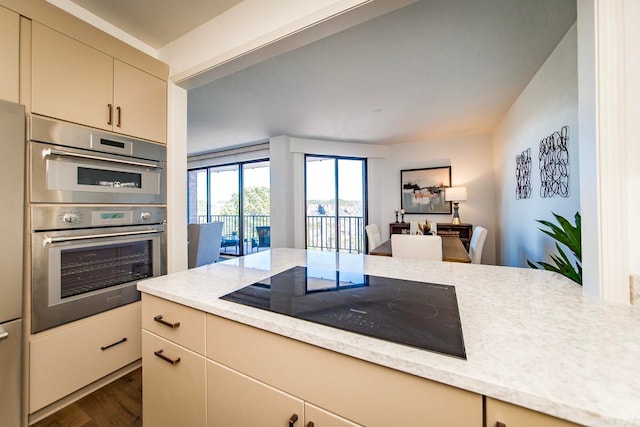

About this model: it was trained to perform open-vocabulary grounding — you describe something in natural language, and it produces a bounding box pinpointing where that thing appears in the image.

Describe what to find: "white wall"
[625,0,640,276]
[379,134,497,265]
[492,24,579,268]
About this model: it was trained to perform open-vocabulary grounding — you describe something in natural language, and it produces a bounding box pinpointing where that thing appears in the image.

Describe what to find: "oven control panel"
[91,210,133,226]
[31,206,167,230]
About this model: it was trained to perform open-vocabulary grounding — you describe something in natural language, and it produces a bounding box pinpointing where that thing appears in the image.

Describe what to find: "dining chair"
[391,234,442,261]
[469,226,488,264]
[187,222,223,268]
[365,224,382,253]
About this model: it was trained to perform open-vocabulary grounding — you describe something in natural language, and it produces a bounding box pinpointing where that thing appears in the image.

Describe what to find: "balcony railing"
[306,215,364,254]
[197,214,365,255]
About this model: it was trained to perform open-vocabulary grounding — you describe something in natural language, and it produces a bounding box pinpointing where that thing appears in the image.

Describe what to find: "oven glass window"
[60,241,152,298]
[77,167,142,188]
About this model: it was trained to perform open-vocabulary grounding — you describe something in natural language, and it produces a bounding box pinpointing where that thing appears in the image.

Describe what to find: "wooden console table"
[436,223,473,251]
[389,222,410,235]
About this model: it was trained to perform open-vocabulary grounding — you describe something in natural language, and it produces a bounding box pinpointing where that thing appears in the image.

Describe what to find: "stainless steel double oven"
[29,116,167,333]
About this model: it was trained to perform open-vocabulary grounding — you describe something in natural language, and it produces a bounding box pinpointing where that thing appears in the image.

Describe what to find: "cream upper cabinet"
[485,397,580,427]
[0,5,20,103]
[31,22,167,143]
[113,60,167,144]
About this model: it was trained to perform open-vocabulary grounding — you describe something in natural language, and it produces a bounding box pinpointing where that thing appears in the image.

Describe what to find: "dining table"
[369,235,472,263]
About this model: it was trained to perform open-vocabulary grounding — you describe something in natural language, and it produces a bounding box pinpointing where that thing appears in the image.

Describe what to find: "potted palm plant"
[527,212,582,285]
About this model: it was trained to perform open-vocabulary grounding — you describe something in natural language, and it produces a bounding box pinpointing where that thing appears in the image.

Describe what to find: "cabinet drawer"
[30,302,141,412]
[142,293,205,354]
[143,330,206,427]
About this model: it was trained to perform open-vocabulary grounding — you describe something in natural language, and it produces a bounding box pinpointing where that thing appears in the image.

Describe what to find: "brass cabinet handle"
[288,413,298,426]
[116,106,122,127]
[154,349,181,365]
[154,315,180,329]
[100,337,127,351]
[306,422,314,427]
[107,103,113,125]
[497,422,506,427]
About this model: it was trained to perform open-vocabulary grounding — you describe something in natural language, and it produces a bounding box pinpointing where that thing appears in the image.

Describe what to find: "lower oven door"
[31,224,166,333]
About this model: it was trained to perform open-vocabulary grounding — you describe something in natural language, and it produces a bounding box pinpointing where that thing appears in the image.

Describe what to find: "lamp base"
[451,202,461,224]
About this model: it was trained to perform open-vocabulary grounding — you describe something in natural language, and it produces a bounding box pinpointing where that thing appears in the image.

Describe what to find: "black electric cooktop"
[220,266,466,359]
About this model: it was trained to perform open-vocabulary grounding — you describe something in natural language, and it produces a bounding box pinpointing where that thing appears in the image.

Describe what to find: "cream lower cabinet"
[485,397,580,427]
[0,5,19,103]
[29,302,142,412]
[31,22,167,143]
[141,294,206,427]
[206,314,481,427]
[142,331,206,427]
[207,360,359,427]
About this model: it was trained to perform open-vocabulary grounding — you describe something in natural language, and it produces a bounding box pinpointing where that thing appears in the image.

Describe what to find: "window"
[188,160,270,256]
[305,156,366,253]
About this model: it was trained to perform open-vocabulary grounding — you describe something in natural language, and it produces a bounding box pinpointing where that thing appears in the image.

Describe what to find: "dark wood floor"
[32,368,142,427]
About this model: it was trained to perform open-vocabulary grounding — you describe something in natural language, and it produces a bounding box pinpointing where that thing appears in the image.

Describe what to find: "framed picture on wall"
[401,166,452,214]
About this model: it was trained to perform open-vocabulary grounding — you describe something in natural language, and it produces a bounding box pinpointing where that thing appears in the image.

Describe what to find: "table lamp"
[445,187,467,225]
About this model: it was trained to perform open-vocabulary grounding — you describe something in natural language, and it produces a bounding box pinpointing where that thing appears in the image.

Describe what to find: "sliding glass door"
[188,160,270,256]
[305,156,366,253]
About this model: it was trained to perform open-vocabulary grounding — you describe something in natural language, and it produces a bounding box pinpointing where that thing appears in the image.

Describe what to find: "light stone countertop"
[137,248,640,427]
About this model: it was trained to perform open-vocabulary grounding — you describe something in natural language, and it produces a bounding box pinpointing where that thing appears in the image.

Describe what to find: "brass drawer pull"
[116,106,122,127]
[107,103,113,125]
[306,422,314,427]
[154,315,180,329]
[100,337,127,351]
[288,413,298,426]
[496,422,506,427]
[154,349,181,365]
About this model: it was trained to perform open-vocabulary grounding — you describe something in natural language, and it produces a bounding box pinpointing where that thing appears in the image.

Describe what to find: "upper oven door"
[30,140,166,204]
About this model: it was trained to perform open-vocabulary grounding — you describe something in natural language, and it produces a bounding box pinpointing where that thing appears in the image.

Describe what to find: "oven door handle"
[43,229,162,246]
[42,148,164,169]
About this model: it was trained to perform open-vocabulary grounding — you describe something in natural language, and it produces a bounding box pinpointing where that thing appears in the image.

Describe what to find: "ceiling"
[66,0,577,156]
[69,0,243,49]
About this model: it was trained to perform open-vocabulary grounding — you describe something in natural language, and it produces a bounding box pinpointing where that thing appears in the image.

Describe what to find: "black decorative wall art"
[539,126,569,198]
[515,148,532,199]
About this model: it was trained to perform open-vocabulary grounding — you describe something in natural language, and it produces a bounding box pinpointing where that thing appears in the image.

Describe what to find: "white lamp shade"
[445,186,467,202]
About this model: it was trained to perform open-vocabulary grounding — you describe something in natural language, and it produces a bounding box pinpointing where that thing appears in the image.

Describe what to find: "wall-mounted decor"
[515,148,532,199]
[539,126,569,198]
[401,166,451,214]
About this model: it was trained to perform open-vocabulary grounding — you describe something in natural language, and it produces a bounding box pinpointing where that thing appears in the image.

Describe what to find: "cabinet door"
[305,403,361,427]
[142,330,206,427]
[207,359,304,427]
[32,22,113,131]
[485,397,580,427]
[113,60,167,143]
[0,6,19,103]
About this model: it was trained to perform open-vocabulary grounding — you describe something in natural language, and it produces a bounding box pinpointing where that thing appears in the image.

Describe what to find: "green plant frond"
[552,212,581,258]
[529,211,582,285]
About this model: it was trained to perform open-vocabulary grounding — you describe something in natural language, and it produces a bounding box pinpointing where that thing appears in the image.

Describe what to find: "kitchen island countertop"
[137,248,640,426]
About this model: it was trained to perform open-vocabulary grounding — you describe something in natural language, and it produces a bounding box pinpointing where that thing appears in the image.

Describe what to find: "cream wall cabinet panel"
[113,60,167,143]
[32,21,113,132]
[305,403,361,427]
[206,314,482,427]
[485,397,580,427]
[0,6,19,102]
[29,302,141,412]
[31,22,167,143]
[141,293,205,355]
[207,359,304,427]
[142,330,206,427]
